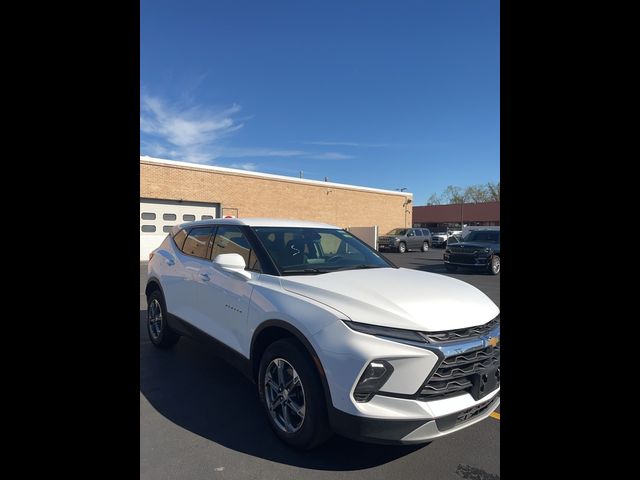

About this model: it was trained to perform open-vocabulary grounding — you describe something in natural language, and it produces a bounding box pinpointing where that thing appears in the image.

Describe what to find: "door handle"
[199,272,210,281]
[166,258,175,266]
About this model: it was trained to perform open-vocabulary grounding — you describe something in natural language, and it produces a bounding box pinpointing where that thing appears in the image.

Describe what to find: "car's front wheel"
[258,338,332,450]
[489,255,501,275]
[147,289,180,348]
[398,242,407,253]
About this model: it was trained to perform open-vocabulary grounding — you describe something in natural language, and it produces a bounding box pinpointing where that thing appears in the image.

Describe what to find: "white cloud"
[140,94,243,163]
[139,93,357,164]
[306,152,354,160]
[302,141,389,147]
[227,162,258,171]
[218,147,305,158]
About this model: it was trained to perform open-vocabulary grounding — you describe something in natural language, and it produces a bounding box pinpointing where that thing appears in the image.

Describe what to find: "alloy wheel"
[264,358,306,433]
[491,256,500,274]
[148,298,163,340]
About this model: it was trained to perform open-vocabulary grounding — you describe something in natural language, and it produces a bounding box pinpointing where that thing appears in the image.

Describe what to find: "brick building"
[140,156,413,258]
[412,202,500,232]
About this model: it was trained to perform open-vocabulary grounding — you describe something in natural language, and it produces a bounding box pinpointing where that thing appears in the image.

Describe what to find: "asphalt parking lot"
[140,247,500,480]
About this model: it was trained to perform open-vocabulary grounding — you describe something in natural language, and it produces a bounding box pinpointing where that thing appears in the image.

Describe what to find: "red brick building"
[412,202,500,231]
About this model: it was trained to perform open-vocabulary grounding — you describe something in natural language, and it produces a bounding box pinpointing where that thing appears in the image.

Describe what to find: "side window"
[172,228,188,250]
[415,229,423,237]
[181,227,214,258]
[407,229,415,237]
[211,226,261,272]
[422,229,430,236]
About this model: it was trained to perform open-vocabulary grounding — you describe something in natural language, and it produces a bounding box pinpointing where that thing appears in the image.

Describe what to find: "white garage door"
[140,199,219,260]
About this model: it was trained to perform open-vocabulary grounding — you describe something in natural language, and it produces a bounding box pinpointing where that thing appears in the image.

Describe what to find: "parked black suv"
[378,228,432,253]
[443,229,500,275]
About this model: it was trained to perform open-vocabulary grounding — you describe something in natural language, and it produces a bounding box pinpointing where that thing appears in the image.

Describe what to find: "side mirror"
[213,253,251,279]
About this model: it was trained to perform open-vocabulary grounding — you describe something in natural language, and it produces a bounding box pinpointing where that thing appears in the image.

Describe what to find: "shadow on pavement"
[140,311,427,470]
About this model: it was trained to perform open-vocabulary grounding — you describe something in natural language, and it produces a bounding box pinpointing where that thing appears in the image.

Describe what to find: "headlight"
[343,320,426,344]
[353,360,394,402]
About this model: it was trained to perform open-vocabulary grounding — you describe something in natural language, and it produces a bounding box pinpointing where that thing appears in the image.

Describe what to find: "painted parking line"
[490,412,500,420]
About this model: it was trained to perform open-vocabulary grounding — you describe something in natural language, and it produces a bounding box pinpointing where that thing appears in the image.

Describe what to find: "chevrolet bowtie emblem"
[487,336,499,348]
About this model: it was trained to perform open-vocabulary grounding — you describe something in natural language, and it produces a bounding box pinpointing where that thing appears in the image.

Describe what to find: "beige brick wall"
[140,161,412,235]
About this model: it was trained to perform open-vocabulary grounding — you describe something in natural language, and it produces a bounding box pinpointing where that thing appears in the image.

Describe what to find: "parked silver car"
[378,228,432,253]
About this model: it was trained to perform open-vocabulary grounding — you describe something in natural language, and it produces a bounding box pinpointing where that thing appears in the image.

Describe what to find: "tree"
[486,181,500,201]
[442,185,465,204]
[429,181,499,205]
[464,184,491,203]
[426,193,441,205]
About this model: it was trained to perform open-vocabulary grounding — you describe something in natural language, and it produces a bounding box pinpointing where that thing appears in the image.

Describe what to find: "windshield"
[386,228,407,235]
[463,230,500,243]
[252,227,392,275]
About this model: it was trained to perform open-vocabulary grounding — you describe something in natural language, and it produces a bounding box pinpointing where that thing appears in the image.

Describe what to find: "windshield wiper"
[329,265,385,272]
[281,268,330,275]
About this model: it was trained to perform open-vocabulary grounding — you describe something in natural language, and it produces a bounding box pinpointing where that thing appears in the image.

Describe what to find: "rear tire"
[421,242,429,252]
[147,289,180,348]
[398,242,407,253]
[258,338,332,450]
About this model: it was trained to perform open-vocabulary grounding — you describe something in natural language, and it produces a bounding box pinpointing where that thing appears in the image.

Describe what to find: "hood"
[279,267,499,331]
[450,242,500,250]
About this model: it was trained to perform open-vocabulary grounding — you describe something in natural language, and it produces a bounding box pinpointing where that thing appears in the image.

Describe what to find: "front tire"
[258,338,332,450]
[147,289,180,348]
[489,255,501,275]
[422,241,429,252]
[398,242,407,253]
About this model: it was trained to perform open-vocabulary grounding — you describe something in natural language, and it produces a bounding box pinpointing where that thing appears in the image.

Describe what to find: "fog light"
[353,360,394,402]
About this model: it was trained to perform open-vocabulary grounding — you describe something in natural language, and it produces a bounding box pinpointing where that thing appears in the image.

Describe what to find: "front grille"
[448,254,478,264]
[421,316,499,343]
[435,395,498,431]
[449,246,479,254]
[417,345,500,401]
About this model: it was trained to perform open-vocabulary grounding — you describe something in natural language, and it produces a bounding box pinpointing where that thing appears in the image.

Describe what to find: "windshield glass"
[252,227,392,275]
[463,230,500,243]
[386,228,407,235]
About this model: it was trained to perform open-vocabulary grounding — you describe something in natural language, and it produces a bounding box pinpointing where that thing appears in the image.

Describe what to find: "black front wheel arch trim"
[250,320,334,413]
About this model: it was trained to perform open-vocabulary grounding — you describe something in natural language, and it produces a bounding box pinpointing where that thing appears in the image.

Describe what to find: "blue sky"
[141,0,499,205]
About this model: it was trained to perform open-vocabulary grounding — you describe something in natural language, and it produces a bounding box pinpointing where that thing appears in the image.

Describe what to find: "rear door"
[171,226,215,324]
[409,229,422,249]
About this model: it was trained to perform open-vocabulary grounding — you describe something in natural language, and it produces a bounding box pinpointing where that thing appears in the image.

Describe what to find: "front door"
[195,225,260,355]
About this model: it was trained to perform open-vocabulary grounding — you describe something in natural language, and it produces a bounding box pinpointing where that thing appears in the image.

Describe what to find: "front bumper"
[328,393,500,444]
[444,253,491,267]
[312,319,501,444]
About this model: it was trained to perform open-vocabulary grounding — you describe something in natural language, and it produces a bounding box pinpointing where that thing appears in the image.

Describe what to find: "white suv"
[145,218,500,449]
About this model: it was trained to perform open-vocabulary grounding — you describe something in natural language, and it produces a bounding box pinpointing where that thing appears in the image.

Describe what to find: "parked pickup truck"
[378,228,432,253]
[431,230,462,248]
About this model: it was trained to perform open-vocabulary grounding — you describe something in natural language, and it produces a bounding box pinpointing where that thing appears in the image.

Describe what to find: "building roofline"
[140,156,413,197]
